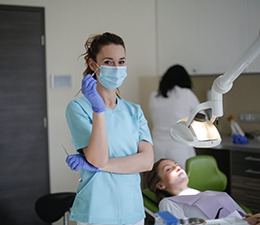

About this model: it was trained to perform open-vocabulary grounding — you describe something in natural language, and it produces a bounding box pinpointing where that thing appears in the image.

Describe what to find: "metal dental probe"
[61,144,83,182]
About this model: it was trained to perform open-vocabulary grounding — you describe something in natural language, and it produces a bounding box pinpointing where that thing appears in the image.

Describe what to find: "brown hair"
[145,158,172,203]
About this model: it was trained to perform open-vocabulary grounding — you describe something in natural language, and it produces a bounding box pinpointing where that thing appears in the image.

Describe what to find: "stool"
[35,192,76,225]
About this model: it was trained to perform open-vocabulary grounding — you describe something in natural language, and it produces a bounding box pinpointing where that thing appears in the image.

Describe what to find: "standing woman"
[149,65,199,169]
[65,32,154,225]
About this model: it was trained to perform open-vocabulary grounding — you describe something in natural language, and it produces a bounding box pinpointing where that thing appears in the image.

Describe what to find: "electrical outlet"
[240,113,260,123]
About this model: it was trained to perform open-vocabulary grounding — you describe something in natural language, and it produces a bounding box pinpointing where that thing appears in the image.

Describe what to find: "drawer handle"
[245,195,260,201]
[244,182,260,188]
[245,169,260,175]
[245,156,260,162]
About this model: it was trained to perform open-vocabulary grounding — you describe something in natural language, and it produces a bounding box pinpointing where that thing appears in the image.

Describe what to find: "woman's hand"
[244,213,260,225]
[66,154,100,172]
[82,74,105,113]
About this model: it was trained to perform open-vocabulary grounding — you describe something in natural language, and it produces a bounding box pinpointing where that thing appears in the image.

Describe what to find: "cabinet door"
[231,151,260,213]
[231,151,260,179]
[231,175,260,213]
[156,0,251,75]
[156,0,200,75]
[247,0,260,72]
[197,0,248,75]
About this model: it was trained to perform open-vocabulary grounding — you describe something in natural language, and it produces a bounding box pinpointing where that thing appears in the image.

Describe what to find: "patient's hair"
[157,64,192,98]
[145,158,173,203]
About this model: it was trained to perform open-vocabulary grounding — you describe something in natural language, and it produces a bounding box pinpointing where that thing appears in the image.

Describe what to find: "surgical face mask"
[97,65,127,90]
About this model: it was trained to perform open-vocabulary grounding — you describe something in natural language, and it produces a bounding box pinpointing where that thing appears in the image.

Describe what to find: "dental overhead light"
[170,35,260,148]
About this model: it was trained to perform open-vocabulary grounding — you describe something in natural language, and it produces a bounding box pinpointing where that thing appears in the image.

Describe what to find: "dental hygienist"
[65,32,154,225]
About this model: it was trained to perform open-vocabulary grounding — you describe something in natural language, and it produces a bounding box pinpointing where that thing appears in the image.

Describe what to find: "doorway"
[0,5,49,225]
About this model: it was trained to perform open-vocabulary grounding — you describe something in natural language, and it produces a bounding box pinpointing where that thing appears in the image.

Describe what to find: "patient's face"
[156,159,189,195]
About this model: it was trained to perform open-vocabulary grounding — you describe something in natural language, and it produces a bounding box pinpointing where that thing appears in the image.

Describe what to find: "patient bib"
[167,191,245,219]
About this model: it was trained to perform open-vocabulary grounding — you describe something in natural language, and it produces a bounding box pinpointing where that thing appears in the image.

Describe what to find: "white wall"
[1,0,260,224]
[0,1,157,224]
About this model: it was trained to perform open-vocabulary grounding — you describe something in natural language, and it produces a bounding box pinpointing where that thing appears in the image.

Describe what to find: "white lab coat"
[149,86,200,168]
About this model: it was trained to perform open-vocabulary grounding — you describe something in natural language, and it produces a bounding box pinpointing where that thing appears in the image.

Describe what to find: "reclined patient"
[145,158,260,225]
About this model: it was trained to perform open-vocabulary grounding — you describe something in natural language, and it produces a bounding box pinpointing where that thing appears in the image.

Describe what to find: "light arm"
[211,35,260,118]
[171,35,260,148]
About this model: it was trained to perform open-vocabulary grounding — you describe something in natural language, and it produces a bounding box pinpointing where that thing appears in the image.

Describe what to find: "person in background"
[65,32,154,225]
[149,64,200,169]
[145,158,260,225]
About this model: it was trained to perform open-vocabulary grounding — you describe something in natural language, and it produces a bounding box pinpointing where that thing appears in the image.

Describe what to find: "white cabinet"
[196,1,248,75]
[156,0,260,75]
[156,0,200,75]
[247,0,260,73]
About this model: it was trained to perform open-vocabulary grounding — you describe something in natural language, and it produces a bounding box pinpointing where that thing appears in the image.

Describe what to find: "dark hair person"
[149,64,200,169]
[157,65,192,98]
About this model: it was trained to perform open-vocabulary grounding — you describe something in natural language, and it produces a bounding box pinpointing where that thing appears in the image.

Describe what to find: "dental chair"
[185,155,227,192]
[142,155,251,221]
[143,188,159,218]
[142,155,227,219]
[35,192,76,225]
[186,155,251,214]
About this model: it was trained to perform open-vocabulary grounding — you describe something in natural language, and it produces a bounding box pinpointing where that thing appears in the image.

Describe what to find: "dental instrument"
[61,144,69,156]
[74,72,95,97]
[61,144,83,182]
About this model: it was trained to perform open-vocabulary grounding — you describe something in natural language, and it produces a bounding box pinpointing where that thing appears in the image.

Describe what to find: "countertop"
[213,136,260,153]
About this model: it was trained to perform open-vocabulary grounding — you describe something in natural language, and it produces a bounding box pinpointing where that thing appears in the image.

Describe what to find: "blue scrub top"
[66,96,153,224]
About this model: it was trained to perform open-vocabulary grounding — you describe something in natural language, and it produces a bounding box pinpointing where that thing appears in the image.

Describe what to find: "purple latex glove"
[66,154,100,172]
[232,134,249,144]
[82,74,105,113]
